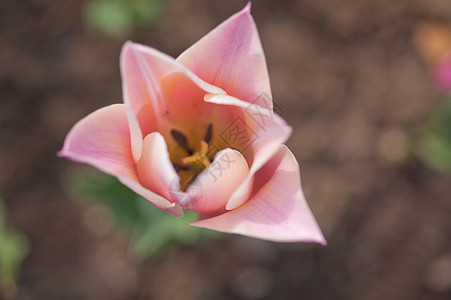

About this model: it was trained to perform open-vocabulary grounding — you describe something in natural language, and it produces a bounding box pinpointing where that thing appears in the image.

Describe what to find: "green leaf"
[84,0,135,36]
[68,171,220,258]
[416,96,451,173]
[0,199,30,297]
[83,0,165,37]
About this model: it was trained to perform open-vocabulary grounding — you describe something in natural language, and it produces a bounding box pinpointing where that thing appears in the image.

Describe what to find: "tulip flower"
[434,54,451,93]
[59,3,325,244]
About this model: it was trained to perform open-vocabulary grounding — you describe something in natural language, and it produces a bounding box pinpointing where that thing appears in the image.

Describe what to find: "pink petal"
[137,132,182,204]
[182,149,249,215]
[159,71,231,154]
[205,94,292,210]
[58,104,183,216]
[177,3,272,108]
[190,145,326,244]
[120,41,225,162]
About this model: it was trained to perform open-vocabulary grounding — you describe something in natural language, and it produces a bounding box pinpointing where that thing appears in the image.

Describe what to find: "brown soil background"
[1,0,451,299]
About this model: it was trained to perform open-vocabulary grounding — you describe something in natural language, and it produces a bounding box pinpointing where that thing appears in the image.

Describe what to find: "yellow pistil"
[170,125,214,191]
[181,140,211,173]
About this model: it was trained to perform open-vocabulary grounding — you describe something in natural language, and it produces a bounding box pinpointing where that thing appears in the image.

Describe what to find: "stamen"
[171,125,214,191]
[204,124,213,144]
[170,129,192,155]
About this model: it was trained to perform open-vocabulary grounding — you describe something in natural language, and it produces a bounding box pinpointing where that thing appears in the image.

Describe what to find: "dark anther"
[170,129,193,155]
[204,124,213,144]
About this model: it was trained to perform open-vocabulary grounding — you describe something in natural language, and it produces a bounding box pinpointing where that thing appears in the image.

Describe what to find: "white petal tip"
[312,235,327,246]
[57,149,66,158]
[243,2,252,13]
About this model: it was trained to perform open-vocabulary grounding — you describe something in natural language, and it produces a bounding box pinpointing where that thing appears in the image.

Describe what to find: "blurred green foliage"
[0,199,29,298]
[84,0,164,37]
[416,97,451,173]
[70,171,219,257]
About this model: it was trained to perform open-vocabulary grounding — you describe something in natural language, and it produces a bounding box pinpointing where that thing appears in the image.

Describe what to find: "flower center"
[170,125,215,191]
[180,140,211,172]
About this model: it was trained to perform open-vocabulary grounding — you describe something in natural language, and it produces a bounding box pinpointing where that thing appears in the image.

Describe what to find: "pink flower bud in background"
[414,22,451,93]
[434,55,451,92]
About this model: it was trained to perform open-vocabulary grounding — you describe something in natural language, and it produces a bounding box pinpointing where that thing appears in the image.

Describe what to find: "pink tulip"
[434,54,451,93]
[59,3,325,244]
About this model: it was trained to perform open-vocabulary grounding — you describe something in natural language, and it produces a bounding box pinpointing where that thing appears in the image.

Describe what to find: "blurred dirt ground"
[1,0,451,299]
